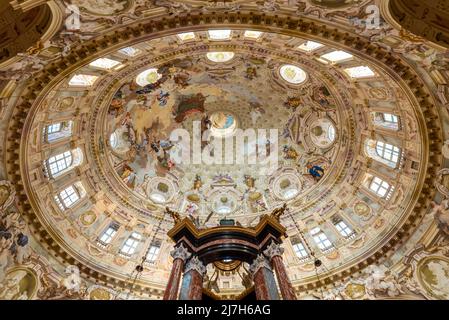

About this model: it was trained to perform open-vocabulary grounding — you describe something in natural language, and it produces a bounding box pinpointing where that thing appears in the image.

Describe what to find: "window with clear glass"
[344,66,375,78]
[335,220,354,238]
[244,30,263,39]
[47,123,61,134]
[99,224,119,245]
[297,41,324,52]
[121,232,141,255]
[146,245,161,262]
[208,29,231,40]
[375,141,400,164]
[383,113,398,124]
[320,50,353,63]
[45,121,73,142]
[57,185,80,209]
[310,227,333,251]
[46,151,73,176]
[89,58,122,71]
[369,177,390,197]
[293,242,309,259]
[118,47,141,57]
[372,112,400,131]
[177,32,195,41]
[68,74,98,86]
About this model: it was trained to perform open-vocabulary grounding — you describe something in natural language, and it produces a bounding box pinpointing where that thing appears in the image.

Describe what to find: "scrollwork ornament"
[170,243,191,262]
[249,254,272,277]
[263,241,284,260]
[184,255,206,275]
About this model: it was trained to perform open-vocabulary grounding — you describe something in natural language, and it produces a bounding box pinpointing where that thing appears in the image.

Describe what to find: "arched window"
[145,244,161,263]
[292,242,309,259]
[365,139,401,168]
[372,112,400,131]
[244,30,263,39]
[46,151,72,176]
[44,148,83,178]
[177,32,195,41]
[369,176,390,198]
[208,29,231,40]
[334,219,355,239]
[297,40,324,52]
[44,121,73,142]
[89,58,123,71]
[69,74,98,87]
[120,232,142,256]
[375,141,400,165]
[98,223,119,247]
[320,50,353,63]
[310,227,333,252]
[54,182,86,210]
[344,66,375,79]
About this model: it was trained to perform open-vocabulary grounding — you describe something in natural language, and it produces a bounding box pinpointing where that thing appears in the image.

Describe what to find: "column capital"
[170,243,191,262]
[249,254,271,277]
[184,255,207,276]
[263,242,284,260]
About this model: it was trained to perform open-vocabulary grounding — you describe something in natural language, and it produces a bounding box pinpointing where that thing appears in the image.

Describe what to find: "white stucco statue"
[0,270,27,299]
[0,237,13,282]
[433,199,449,235]
[364,264,402,298]
[62,265,82,292]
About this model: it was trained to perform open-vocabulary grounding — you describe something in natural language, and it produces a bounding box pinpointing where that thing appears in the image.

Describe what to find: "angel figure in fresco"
[284,96,302,110]
[151,140,175,171]
[249,101,265,126]
[283,145,299,161]
[193,175,203,191]
[121,164,136,188]
[156,90,170,107]
[307,164,325,182]
[200,114,212,150]
[244,65,258,80]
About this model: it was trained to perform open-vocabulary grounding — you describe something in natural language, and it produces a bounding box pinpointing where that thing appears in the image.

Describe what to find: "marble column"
[264,242,297,300]
[179,255,207,300]
[163,243,191,300]
[249,254,280,300]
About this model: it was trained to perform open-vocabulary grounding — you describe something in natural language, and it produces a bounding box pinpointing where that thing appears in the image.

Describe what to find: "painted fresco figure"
[308,164,325,181]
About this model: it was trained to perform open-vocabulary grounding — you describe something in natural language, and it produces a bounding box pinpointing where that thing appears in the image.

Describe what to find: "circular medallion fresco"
[0,267,38,300]
[417,256,449,300]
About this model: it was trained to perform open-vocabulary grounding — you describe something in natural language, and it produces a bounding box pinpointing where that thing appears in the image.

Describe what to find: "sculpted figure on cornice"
[0,53,48,82]
[431,199,449,236]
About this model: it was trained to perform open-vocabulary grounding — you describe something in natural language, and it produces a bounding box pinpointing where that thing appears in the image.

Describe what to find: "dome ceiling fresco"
[20,28,426,294]
[1,0,449,301]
